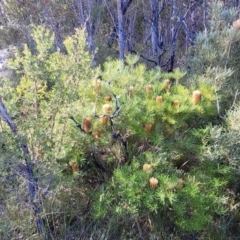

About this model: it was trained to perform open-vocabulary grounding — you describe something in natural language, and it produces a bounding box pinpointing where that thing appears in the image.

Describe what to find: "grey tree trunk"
[0,96,45,236]
[106,0,133,49]
[149,0,159,56]
[42,2,64,52]
[203,0,207,31]
[76,0,96,67]
[117,0,125,61]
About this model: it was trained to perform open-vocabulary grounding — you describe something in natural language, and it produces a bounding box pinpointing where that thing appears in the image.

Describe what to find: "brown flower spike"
[192,90,202,105]
[102,104,112,115]
[156,96,163,104]
[143,163,152,171]
[149,177,159,189]
[83,118,92,132]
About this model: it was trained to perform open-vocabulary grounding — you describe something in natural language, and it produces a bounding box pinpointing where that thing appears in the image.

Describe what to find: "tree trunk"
[149,0,159,56]
[107,0,133,48]
[42,2,64,52]
[117,0,125,61]
[203,0,207,31]
[76,0,96,67]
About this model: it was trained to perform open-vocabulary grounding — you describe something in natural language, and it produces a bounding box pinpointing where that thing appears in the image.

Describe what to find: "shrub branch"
[0,96,45,235]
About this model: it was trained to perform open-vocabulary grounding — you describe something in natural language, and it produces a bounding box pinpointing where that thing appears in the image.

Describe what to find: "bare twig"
[230,89,240,111]
[214,85,224,119]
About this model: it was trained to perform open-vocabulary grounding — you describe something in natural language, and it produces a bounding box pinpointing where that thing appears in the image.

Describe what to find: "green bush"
[0,23,239,239]
[186,1,240,112]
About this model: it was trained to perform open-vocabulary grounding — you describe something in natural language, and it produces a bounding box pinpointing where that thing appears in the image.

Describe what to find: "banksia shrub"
[186,1,240,111]
[3,25,235,239]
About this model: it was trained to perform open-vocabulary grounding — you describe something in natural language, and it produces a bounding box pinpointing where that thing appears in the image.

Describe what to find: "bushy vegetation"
[1,2,240,239]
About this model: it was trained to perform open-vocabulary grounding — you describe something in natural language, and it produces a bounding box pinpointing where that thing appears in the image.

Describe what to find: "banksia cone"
[177,179,185,189]
[93,79,102,95]
[164,79,171,92]
[149,177,158,189]
[146,85,153,93]
[104,95,112,102]
[233,19,240,30]
[144,122,155,133]
[70,162,79,172]
[156,96,163,104]
[83,118,92,132]
[99,116,108,125]
[102,104,112,115]
[95,79,101,90]
[143,163,152,171]
[192,90,202,105]
[173,100,180,107]
[94,131,101,140]
[129,86,134,92]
